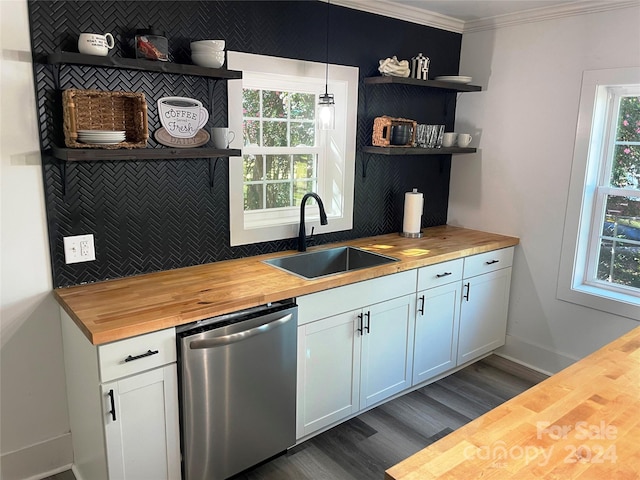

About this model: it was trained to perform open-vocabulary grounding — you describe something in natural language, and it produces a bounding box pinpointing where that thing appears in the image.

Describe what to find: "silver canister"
[410,53,430,80]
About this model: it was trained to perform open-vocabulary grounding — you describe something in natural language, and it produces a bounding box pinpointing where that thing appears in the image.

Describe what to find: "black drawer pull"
[108,389,116,421]
[364,311,371,334]
[485,259,500,265]
[418,295,425,315]
[124,349,159,363]
[357,313,364,335]
[436,272,452,278]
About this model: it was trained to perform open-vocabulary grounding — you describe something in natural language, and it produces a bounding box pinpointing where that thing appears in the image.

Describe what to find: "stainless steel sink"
[263,246,398,280]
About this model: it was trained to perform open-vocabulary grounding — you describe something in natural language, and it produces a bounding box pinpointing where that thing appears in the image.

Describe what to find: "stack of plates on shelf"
[434,75,472,84]
[77,130,126,145]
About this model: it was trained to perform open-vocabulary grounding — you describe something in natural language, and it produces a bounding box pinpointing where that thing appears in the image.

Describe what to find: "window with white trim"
[589,88,640,291]
[558,67,640,320]
[227,52,358,246]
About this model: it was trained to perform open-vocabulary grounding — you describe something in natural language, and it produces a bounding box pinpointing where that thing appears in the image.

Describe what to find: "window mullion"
[599,90,619,187]
[586,186,607,283]
[597,186,639,197]
[260,155,267,209]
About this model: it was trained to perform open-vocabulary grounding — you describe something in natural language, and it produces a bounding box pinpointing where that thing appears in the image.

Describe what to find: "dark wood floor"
[45,355,546,480]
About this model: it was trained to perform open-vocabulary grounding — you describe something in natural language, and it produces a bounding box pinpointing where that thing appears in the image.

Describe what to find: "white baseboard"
[71,464,86,480]
[495,334,579,376]
[0,433,73,480]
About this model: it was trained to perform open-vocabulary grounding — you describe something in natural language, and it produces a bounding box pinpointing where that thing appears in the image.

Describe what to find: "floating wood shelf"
[51,146,242,162]
[362,146,476,155]
[44,52,243,80]
[364,75,481,92]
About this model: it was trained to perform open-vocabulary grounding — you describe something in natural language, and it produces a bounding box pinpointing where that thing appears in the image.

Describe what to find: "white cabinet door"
[457,267,512,364]
[413,281,461,384]
[360,294,415,408]
[102,364,181,480]
[296,310,361,438]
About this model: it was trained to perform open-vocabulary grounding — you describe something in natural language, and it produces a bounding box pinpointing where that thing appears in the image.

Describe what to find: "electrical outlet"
[63,234,96,264]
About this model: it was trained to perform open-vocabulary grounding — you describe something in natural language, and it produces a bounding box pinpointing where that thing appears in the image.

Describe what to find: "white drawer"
[463,247,514,279]
[297,270,417,325]
[417,258,464,291]
[98,327,176,383]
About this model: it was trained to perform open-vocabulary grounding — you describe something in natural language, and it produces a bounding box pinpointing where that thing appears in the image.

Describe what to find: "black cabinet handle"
[108,389,116,421]
[485,259,499,265]
[418,295,425,315]
[364,311,370,333]
[436,272,452,278]
[124,349,158,363]
[357,313,363,335]
[463,282,470,301]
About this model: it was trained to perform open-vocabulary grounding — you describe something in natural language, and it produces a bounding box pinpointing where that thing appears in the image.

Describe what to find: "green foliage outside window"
[242,88,317,211]
[599,96,640,288]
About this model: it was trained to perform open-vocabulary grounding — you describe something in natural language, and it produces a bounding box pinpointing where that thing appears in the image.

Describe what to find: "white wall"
[0,1,73,478]
[450,5,640,374]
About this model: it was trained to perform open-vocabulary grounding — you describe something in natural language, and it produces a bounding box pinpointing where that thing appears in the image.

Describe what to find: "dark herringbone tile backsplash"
[28,0,462,288]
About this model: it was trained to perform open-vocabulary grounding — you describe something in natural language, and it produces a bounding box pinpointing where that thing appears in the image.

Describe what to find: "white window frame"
[227,51,358,246]
[558,67,640,321]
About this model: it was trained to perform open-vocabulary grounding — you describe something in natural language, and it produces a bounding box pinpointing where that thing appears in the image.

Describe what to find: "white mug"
[78,32,114,56]
[211,127,236,149]
[457,133,473,147]
[157,97,209,139]
[442,132,458,148]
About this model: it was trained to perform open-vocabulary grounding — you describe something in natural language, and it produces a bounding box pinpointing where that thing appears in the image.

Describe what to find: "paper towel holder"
[401,187,423,238]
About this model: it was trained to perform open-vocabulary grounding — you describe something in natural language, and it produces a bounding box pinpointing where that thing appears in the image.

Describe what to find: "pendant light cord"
[325,0,330,96]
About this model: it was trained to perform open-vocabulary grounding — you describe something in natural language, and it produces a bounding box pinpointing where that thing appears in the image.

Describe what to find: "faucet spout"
[298,192,328,252]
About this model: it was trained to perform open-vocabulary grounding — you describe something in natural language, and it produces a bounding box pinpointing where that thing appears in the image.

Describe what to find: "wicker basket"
[62,89,148,149]
[372,116,417,147]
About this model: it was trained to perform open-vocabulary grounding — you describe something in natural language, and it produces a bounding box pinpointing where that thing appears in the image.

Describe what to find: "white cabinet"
[296,247,515,441]
[296,271,416,439]
[103,365,180,480]
[296,309,361,438]
[60,310,181,480]
[457,248,513,365]
[413,259,463,384]
[360,294,415,408]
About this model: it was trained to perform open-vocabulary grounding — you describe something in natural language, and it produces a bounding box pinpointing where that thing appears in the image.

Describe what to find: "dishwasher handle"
[189,313,293,349]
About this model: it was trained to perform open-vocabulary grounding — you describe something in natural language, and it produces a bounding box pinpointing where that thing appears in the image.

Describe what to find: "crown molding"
[329,0,465,34]
[328,0,640,34]
[464,0,640,33]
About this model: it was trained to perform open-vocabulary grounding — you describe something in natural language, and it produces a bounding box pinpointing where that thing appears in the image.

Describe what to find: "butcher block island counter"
[54,225,519,345]
[385,325,640,480]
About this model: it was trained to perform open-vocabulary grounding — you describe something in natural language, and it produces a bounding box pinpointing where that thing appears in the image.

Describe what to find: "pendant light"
[318,0,335,130]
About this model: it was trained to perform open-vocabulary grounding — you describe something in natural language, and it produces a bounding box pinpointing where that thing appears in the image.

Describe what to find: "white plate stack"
[77,130,126,144]
[434,75,472,84]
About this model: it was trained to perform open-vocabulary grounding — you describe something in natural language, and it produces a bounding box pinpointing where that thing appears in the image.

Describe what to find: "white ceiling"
[331,0,639,32]
[382,0,577,22]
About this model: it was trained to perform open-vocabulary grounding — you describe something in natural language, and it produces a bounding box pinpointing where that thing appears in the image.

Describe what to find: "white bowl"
[191,44,224,55]
[190,40,225,51]
[191,51,225,68]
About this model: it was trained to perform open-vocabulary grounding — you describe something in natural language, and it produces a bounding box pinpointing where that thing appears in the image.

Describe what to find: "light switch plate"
[63,234,96,264]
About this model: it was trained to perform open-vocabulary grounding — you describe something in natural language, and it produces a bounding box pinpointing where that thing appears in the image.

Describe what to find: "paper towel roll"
[402,188,423,235]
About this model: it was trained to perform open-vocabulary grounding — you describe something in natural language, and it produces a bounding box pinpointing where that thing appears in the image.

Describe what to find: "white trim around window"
[227,51,358,246]
[557,67,640,321]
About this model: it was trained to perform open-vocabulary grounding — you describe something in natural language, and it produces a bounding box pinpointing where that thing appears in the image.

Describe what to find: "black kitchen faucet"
[298,193,328,252]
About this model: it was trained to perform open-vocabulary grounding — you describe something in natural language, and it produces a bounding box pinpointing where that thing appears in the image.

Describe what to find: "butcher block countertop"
[54,225,518,345]
[385,325,640,480]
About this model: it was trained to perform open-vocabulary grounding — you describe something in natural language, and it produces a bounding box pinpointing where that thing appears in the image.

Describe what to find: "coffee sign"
[157,97,209,139]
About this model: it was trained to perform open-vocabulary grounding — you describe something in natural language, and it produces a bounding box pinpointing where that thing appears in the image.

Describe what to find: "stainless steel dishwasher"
[176,299,297,480]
